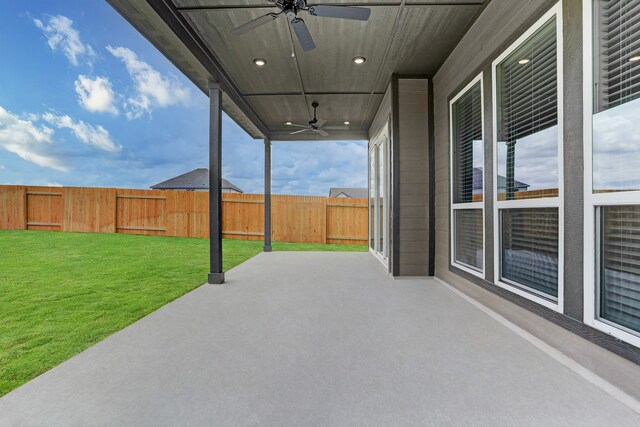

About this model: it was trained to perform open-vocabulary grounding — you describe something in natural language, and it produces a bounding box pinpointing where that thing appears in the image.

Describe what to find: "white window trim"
[582,0,640,348]
[492,3,565,313]
[449,73,485,279]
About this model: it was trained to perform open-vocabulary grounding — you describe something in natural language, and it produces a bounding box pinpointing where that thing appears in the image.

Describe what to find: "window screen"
[452,82,483,204]
[502,208,559,299]
[496,17,558,201]
[600,205,640,333]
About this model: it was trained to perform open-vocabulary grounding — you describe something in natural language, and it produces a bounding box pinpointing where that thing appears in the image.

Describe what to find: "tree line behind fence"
[0,185,368,245]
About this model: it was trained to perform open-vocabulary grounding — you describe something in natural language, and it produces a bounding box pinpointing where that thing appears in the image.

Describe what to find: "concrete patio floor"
[1,252,640,426]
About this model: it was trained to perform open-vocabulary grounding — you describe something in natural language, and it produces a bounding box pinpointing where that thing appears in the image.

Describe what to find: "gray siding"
[369,84,391,144]
[368,78,429,276]
[397,79,429,276]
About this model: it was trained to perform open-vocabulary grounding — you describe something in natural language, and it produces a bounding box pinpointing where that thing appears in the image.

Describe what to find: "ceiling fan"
[230,0,371,52]
[286,101,346,137]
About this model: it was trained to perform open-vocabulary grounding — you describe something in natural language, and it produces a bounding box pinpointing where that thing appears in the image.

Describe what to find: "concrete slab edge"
[432,277,640,415]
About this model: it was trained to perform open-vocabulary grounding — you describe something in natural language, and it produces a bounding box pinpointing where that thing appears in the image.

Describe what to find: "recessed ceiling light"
[344,121,351,125]
[253,58,267,67]
[285,121,292,125]
[630,55,640,62]
[518,58,531,65]
[353,56,366,65]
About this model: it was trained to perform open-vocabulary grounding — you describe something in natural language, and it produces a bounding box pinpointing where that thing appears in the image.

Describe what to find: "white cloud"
[0,105,67,171]
[33,15,95,66]
[42,113,120,153]
[593,99,640,191]
[75,75,119,114]
[497,126,559,191]
[106,45,191,119]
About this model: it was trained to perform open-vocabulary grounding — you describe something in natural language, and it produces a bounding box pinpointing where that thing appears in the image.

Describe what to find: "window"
[592,0,640,192]
[585,0,640,346]
[369,153,375,250]
[450,74,484,276]
[599,206,640,334]
[369,125,389,265]
[493,4,563,310]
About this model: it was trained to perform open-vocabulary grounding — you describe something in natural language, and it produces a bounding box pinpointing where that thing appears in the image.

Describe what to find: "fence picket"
[0,185,368,245]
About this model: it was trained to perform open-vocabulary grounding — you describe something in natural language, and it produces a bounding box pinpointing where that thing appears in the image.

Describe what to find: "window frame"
[492,3,565,312]
[449,73,485,278]
[583,0,640,348]
[369,122,390,268]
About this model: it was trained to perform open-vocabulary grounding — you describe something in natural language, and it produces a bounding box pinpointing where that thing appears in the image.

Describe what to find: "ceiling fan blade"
[315,118,327,128]
[308,5,371,21]
[324,125,349,130]
[231,13,278,35]
[315,129,330,137]
[286,123,310,128]
[291,18,316,51]
[290,128,312,135]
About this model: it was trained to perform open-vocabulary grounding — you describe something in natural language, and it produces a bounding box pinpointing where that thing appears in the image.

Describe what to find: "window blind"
[502,208,559,298]
[497,18,558,144]
[600,205,640,333]
[452,82,482,204]
[595,0,640,113]
[455,209,483,270]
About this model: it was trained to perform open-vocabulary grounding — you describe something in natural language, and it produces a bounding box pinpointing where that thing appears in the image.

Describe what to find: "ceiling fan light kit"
[231,0,371,52]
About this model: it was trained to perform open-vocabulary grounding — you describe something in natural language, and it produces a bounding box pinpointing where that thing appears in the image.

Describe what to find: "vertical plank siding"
[0,185,367,245]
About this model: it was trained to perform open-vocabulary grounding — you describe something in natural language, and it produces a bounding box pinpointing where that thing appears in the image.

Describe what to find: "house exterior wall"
[431,0,640,363]
[369,78,430,276]
[397,78,430,276]
[434,0,557,293]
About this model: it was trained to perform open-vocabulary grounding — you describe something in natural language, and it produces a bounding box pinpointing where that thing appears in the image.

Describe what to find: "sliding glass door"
[369,129,389,262]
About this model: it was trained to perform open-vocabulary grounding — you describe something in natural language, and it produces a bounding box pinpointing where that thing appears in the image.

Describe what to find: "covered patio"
[0,252,638,425]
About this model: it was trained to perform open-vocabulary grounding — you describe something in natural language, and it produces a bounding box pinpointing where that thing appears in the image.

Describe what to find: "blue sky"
[0,1,367,195]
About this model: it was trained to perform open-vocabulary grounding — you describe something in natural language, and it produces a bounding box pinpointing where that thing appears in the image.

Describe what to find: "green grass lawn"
[0,230,366,396]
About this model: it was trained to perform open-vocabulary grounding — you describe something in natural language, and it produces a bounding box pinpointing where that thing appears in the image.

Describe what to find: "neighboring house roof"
[329,188,368,198]
[472,167,529,191]
[151,168,243,193]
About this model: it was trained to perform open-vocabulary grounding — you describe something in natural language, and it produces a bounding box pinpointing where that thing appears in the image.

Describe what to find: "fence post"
[323,197,328,244]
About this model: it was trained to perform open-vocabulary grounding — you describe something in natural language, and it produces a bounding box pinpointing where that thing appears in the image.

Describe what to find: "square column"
[264,139,272,252]
[208,82,224,284]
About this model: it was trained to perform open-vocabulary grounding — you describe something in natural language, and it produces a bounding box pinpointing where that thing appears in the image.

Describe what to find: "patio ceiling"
[108,0,486,140]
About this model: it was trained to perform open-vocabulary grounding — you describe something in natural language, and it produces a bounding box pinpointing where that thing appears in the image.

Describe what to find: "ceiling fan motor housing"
[275,0,306,14]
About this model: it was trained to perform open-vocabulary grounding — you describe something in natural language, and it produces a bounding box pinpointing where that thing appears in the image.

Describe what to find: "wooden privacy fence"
[0,185,367,245]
